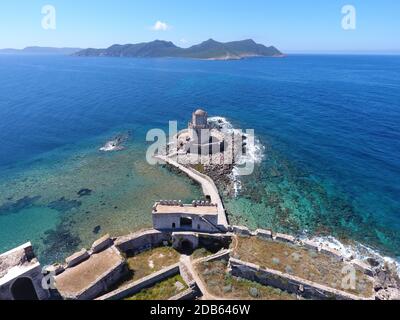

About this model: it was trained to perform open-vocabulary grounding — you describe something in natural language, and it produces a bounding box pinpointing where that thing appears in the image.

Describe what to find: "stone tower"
[189,109,210,145]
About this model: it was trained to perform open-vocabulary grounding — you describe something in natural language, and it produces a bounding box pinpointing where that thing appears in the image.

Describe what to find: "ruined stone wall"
[115,229,171,255]
[76,262,127,300]
[229,258,373,300]
[96,263,180,300]
[230,225,374,277]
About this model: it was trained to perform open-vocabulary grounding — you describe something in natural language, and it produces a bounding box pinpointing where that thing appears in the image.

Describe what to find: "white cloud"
[180,38,188,44]
[152,21,169,31]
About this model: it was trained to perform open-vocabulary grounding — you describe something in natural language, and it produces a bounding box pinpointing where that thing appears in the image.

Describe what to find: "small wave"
[99,132,131,152]
[209,116,265,196]
[301,233,400,276]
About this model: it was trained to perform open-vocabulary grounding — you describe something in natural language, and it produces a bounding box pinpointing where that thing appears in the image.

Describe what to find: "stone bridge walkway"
[154,155,228,230]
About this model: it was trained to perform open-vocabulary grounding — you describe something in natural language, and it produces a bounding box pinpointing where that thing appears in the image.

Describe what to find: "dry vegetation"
[196,258,300,300]
[233,236,374,298]
[191,247,214,260]
[124,274,188,300]
[125,246,181,282]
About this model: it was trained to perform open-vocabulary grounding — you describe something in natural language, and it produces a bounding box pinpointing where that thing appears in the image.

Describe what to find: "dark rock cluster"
[48,197,82,213]
[0,195,41,215]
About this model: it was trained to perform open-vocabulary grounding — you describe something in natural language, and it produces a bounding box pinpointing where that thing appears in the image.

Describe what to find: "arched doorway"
[11,277,39,300]
[180,240,193,254]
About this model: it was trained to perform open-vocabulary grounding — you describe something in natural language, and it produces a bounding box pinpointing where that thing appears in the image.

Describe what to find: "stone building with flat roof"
[152,200,223,233]
[0,242,50,300]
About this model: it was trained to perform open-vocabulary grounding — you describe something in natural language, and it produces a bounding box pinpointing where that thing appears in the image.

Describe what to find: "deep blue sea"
[0,54,399,264]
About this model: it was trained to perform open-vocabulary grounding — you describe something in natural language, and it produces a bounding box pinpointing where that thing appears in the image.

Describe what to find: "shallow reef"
[40,221,82,264]
[47,197,82,214]
[0,195,41,215]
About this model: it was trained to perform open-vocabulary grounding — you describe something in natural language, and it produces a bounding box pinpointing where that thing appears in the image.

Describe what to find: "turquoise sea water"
[0,54,399,264]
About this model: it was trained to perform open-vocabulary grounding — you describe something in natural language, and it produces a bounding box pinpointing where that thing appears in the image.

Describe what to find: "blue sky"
[0,0,399,52]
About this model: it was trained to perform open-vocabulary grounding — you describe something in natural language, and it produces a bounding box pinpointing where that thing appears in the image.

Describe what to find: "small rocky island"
[99,132,130,152]
[164,109,245,197]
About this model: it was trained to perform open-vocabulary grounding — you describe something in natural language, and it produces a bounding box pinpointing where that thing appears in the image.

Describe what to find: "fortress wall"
[76,261,127,300]
[115,229,171,254]
[229,258,372,300]
[230,226,373,277]
[169,287,198,300]
[199,249,231,263]
[96,263,180,300]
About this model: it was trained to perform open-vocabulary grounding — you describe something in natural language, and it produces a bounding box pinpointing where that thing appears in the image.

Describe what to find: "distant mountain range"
[75,39,283,60]
[0,46,82,55]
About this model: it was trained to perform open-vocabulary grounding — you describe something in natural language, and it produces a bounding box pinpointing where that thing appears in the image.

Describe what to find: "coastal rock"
[93,225,101,234]
[352,260,374,277]
[77,188,92,197]
[99,132,131,152]
[375,269,400,290]
[366,257,380,268]
[319,246,343,261]
[375,287,400,300]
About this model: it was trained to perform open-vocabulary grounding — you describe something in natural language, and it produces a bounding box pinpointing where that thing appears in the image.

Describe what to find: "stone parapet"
[91,234,112,254]
[232,225,252,236]
[115,229,171,254]
[273,233,296,244]
[96,263,180,300]
[65,249,90,268]
[255,229,273,240]
[229,258,373,300]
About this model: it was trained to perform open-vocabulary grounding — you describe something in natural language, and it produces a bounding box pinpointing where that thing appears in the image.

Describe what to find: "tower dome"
[194,109,206,116]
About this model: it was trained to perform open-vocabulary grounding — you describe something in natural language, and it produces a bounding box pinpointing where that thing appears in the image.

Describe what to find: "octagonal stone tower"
[189,109,210,145]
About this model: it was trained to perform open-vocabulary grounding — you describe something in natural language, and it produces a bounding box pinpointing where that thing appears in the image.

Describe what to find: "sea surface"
[0,54,399,265]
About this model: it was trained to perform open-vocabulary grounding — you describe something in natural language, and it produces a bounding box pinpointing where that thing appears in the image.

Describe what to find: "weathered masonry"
[0,242,50,300]
[152,200,223,233]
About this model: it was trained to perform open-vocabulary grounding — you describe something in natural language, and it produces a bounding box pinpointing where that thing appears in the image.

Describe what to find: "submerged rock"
[0,195,41,215]
[41,223,82,264]
[99,131,131,152]
[48,197,82,214]
[77,188,92,197]
[93,225,101,234]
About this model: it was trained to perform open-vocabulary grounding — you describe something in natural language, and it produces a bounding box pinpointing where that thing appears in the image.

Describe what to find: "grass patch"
[125,246,181,282]
[125,274,188,300]
[191,247,214,260]
[233,236,374,298]
[196,259,299,300]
